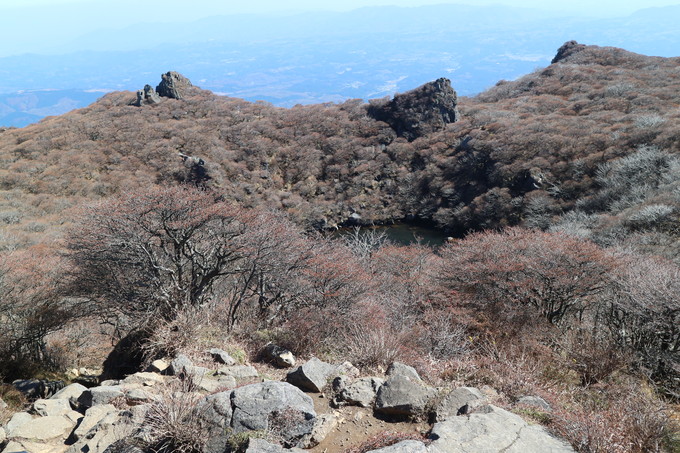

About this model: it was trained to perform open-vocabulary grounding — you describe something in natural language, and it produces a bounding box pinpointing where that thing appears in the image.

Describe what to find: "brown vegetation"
[1,42,680,452]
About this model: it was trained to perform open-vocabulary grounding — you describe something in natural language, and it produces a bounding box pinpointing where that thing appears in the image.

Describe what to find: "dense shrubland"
[1,42,680,451]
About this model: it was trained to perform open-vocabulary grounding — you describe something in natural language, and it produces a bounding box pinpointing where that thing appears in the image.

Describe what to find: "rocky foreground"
[1,351,574,453]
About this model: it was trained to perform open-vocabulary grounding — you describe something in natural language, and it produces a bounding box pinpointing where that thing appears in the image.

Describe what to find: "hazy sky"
[2,0,679,14]
[1,0,678,57]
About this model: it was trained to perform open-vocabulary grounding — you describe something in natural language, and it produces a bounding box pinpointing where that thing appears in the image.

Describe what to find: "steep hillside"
[0,42,679,249]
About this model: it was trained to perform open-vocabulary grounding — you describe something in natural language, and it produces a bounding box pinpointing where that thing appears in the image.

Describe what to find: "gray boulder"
[156,71,193,100]
[230,381,315,437]
[386,362,422,382]
[77,385,124,409]
[367,440,429,452]
[169,354,193,375]
[338,377,384,407]
[209,348,236,366]
[169,354,208,379]
[286,357,337,392]
[433,387,487,422]
[262,344,296,368]
[428,405,575,453]
[374,375,436,417]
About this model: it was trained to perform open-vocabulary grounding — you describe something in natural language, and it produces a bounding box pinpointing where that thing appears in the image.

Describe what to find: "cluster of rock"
[131,71,194,106]
[366,77,459,141]
[1,349,574,453]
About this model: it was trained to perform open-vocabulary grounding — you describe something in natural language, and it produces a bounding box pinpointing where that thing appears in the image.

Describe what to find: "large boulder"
[367,78,458,141]
[374,375,436,417]
[156,71,193,100]
[428,405,575,453]
[286,358,337,393]
[230,381,316,442]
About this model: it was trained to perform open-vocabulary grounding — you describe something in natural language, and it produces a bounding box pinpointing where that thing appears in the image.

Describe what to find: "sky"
[2,0,679,15]
[1,0,678,57]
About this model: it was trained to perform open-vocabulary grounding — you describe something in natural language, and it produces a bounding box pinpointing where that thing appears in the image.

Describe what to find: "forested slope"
[1,41,679,248]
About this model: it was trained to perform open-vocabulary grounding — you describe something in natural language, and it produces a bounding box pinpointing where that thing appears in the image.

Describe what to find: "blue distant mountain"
[1,4,678,127]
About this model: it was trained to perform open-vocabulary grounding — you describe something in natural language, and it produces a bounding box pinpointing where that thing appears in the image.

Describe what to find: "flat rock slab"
[121,372,166,386]
[428,405,574,453]
[216,365,259,380]
[8,415,75,441]
[32,398,73,417]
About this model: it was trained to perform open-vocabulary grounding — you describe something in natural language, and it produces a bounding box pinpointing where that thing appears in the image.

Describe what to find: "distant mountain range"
[1,4,678,127]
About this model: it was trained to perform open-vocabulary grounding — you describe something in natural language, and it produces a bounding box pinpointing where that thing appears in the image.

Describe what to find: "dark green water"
[336,223,450,247]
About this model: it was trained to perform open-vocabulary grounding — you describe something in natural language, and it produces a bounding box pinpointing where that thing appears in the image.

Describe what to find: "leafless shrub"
[143,376,208,453]
[340,319,407,370]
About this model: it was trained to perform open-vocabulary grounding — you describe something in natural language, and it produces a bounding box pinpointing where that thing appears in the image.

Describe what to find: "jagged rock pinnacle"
[367,77,458,141]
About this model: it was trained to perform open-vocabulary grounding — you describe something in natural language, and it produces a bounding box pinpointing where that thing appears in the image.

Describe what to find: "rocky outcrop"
[132,84,161,106]
[428,405,574,453]
[551,40,587,64]
[156,71,193,100]
[367,78,458,141]
[0,359,575,453]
